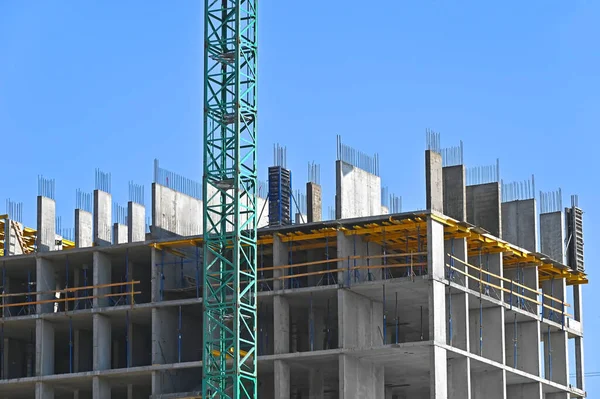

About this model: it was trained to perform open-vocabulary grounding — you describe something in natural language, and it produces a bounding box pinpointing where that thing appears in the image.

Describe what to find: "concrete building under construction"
[0,133,588,399]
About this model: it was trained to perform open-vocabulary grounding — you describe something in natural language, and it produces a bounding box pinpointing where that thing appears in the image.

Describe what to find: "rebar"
[466,159,500,186]
[425,128,441,153]
[113,203,128,225]
[571,194,579,208]
[381,187,389,208]
[153,159,202,200]
[336,135,380,176]
[441,141,464,167]
[539,188,562,214]
[128,181,145,206]
[390,194,402,213]
[294,189,307,215]
[95,168,112,193]
[501,175,535,202]
[37,175,56,200]
[308,162,320,185]
[75,190,93,213]
[5,199,23,223]
[273,144,287,168]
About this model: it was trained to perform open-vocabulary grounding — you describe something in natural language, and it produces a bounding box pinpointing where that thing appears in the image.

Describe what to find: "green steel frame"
[202,0,258,398]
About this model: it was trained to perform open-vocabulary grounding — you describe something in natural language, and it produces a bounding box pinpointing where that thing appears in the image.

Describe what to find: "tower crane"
[202,0,258,398]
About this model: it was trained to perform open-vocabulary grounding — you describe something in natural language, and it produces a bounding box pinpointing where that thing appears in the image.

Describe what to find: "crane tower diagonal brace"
[202,0,258,398]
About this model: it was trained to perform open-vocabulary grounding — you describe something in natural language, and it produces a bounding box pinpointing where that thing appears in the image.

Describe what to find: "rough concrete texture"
[504,320,540,374]
[274,295,289,354]
[335,160,381,219]
[471,370,506,399]
[443,165,466,221]
[93,314,111,370]
[506,383,542,399]
[35,382,54,399]
[338,289,383,348]
[425,150,444,213]
[448,357,470,399]
[3,219,24,255]
[36,258,56,313]
[466,182,501,237]
[128,201,146,242]
[306,182,322,222]
[75,209,93,248]
[152,183,202,237]
[501,199,537,252]
[544,330,569,385]
[339,355,384,399]
[540,211,564,263]
[274,360,290,399]
[35,319,54,376]
[93,190,112,246]
[93,251,111,307]
[113,223,128,244]
[36,196,56,252]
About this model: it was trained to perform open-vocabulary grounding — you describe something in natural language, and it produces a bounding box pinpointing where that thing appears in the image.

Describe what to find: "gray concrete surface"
[443,165,466,221]
[75,209,93,248]
[425,150,444,213]
[128,202,146,242]
[36,196,56,252]
[466,183,501,237]
[335,160,381,219]
[501,199,537,252]
[93,190,112,246]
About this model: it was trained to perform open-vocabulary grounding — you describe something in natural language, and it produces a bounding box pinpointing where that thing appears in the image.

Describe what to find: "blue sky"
[1,0,598,394]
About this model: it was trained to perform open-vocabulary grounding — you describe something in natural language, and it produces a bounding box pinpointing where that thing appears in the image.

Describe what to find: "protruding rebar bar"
[128,181,145,206]
[466,159,501,186]
[76,189,93,213]
[113,203,128,225]
[153,159,202,200]
[308,162,321,185]
[390,194,402,213]
[502,175,535,202]
[441,140,464,167]
[95,168,112,194]
[426,128,441,153]
[336,135,380,176]
[273,144,287,168]
[38,175,56,200]
[5,199,23,223]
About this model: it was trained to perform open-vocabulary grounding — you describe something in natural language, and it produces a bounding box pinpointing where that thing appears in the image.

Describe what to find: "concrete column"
[113,223,128,244]
[448,357,470,399]
[35,382,54,399]
[335,160,382,219]
[274,295,289,354]
[443,165,466,221]
[339,354,384,399]
[37,196,56,252]
[273,235,287,291]
[501,199,537,252]
[128,202,146,242]
[93,376,111,399]
[445,237,469,352]
[93,314,111,370]
[75,209,93,248]
[274,360,290,399]
[506,382,542,399]
[36,258,56,314]
[93,251,111,308]
[93,189,112,246]
[471,370,506,399]
[540,211,564,263]
[307,182,322,222]
[428,217,448,398]
[151,307,178,364]
[573,284,585,390]
[309,368,324,399]
[425,150,443,213]
[338,289,383,349]
[466,183,501,238]
[35,319,54,376]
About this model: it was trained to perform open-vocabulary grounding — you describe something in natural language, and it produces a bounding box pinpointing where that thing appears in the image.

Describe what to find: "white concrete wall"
[36,196,56,252]
[335,160,381,219]
[75,209,93,248]
[152,183,202,237]
[128,202,146,242]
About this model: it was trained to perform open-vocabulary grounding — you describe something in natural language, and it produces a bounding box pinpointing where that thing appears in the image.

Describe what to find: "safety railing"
[446,255,571,327]
[0,281,140,316]
[258,252,428,290]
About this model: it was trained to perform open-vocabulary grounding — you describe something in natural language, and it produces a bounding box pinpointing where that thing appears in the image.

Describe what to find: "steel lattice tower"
[202,0,258,398]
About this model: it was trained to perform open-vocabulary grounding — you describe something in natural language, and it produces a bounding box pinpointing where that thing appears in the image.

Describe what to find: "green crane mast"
[202,0,258,398]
